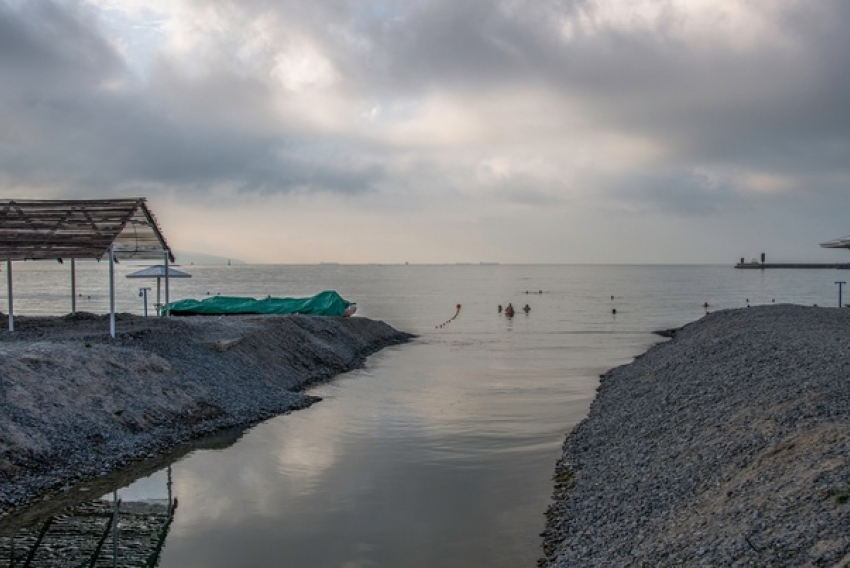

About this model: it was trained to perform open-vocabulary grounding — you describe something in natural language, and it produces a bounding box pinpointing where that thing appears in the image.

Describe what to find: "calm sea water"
[1,263,845,566]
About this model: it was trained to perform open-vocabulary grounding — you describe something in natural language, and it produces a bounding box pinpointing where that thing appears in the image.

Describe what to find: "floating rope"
[436,304,462,328]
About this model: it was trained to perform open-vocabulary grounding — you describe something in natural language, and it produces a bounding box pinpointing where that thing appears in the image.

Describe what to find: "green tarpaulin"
[164,290,353,316]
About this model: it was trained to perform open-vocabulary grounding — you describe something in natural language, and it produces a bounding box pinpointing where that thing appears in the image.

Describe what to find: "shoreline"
[539,304,850,565]
[0,313,413,525]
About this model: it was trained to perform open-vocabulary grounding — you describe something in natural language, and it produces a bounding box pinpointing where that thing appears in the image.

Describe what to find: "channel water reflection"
[150,329,649,568]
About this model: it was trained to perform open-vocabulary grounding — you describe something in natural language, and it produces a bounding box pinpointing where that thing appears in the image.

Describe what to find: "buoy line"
[436,304,462,328]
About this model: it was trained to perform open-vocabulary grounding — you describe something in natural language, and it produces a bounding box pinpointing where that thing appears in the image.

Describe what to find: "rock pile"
[541,304,850,566]
[0,313,412,519]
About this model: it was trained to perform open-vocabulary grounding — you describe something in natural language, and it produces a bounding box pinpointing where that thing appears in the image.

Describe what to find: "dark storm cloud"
[0,0,122,92]
[542,1,850,176]
[607,170,740,217]
[1,0,849,214]
[0,0,386,197]
[356,0,561,93]
[362,0,850,183]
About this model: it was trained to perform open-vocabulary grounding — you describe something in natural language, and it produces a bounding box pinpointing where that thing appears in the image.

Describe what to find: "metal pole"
[164,252,170,317]
[109,247,116,338]
[7,259,13,332]
[112,490,119,567]
[140,287,149,317]
[836,281,846,307]
[71,258,76,314]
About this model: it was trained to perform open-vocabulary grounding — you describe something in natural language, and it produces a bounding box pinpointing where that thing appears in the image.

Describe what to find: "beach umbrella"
[821,235,850,250]
[126,265,192,314]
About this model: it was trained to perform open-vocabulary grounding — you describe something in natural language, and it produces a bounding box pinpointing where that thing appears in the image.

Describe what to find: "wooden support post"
[71,258,76,314]
[6,259,13,332]
[109,247,116,338]
[164,251,170,317]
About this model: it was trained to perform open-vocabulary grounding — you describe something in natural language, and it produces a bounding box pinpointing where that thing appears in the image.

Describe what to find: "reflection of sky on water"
[167,409,345,527]
[144,329,639,568]
[110,469,170,502]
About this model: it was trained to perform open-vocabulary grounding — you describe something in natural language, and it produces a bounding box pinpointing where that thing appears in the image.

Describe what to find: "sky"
[1,0,849,264]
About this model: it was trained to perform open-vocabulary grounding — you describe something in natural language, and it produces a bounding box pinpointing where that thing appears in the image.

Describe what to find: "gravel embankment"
[540,304,850,566]
[0,312,412,519]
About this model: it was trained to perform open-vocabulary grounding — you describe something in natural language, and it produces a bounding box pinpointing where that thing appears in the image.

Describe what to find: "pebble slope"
[541,304,850,566]
[0,313,413,519]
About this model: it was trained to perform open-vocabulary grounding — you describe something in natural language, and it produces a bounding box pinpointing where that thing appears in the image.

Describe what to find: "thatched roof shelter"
[0,198,173,261]
[0,198,175,335]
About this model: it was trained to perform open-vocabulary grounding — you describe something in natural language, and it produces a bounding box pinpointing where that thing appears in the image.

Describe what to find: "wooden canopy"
[0,198,174,262]
[1,198,176,336]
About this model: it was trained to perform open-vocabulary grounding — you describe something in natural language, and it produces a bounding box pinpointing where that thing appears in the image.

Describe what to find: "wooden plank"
[0,198,171,261]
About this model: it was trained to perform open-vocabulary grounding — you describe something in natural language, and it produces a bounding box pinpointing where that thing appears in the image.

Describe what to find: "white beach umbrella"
[126,265,192,313]
[821,235,850,249]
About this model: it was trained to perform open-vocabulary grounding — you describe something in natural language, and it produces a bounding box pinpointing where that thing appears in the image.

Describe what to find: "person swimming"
[505,303,515,317]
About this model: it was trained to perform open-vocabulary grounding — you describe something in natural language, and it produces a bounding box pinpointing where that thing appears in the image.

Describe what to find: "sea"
[0,263,845,567]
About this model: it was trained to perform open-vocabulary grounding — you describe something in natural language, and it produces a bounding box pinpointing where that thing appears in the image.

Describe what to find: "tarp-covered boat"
[164,290,356,317]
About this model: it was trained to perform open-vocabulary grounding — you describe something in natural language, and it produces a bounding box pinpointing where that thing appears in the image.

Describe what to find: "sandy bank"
[540,304,850,566]
[0,313,412,519]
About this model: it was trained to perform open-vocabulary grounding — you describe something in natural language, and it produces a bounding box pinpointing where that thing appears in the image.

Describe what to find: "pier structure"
[735,251,850,270]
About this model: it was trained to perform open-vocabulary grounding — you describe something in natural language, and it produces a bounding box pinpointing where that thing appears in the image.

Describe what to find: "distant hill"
[173,251,247,266]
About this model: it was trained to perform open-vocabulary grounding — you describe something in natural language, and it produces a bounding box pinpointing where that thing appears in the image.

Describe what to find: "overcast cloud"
[1,0,848,263]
